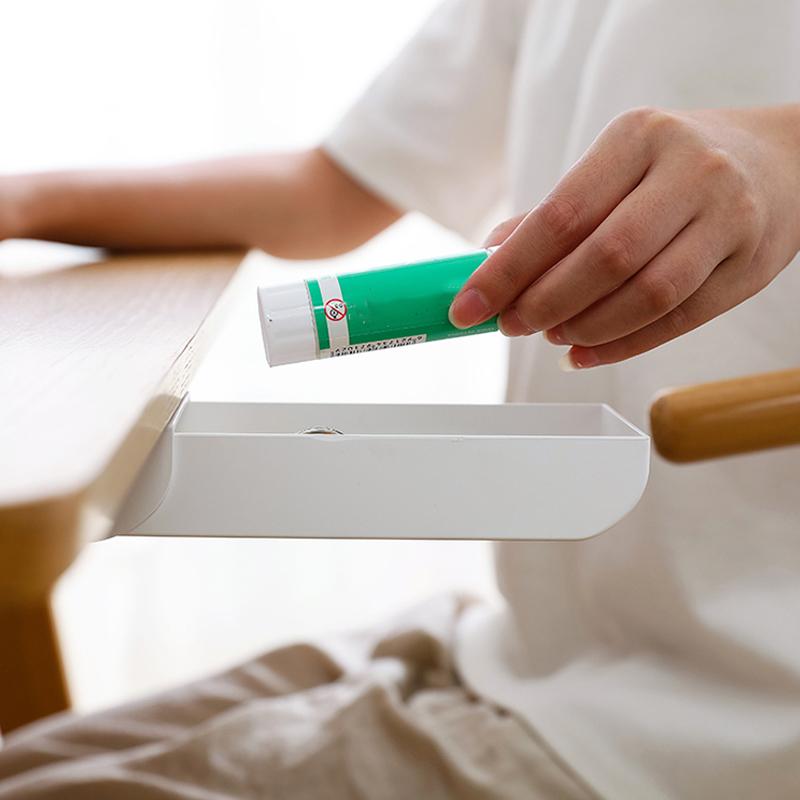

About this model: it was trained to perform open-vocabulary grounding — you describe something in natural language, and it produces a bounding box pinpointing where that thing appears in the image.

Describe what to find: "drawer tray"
[113,398,649,540]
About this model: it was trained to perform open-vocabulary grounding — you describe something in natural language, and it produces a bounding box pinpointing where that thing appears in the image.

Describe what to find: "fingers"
[449,113,654,328]
[546,215,733,347]
[562,256,747,368]
[497,162,699,335]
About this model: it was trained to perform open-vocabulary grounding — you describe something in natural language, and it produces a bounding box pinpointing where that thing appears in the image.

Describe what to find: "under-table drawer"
[113,399,649,540]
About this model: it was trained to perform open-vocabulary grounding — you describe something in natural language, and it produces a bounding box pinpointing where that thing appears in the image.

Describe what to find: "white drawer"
[113,398,649,540]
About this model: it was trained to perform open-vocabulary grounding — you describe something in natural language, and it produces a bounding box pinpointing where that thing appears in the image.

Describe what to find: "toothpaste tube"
[257,249,497,366]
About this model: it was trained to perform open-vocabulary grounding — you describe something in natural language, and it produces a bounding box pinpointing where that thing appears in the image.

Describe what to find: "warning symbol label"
[324,298,347,322]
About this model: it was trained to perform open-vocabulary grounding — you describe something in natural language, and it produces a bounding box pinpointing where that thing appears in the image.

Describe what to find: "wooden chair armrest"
[649,368,800,463]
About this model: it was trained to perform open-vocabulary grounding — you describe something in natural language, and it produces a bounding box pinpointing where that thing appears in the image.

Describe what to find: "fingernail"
[449,288,491,329]
[545,326,568,345]
[560,348,601,371]
[498,308,533,337]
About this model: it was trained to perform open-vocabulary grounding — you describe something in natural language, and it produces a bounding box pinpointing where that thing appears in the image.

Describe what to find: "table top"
[0,242,246,524]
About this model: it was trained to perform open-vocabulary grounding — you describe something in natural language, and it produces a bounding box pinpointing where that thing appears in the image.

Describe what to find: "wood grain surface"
[0,242,246,731]
[0,244,245,507]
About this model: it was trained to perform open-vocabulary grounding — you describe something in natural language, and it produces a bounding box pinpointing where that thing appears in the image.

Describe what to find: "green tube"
[257,249,497,366]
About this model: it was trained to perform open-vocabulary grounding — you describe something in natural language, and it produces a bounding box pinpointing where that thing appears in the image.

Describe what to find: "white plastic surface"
[113,399,650,540]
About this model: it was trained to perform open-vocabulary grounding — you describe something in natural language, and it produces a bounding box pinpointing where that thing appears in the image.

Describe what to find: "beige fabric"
[0,598,593,800]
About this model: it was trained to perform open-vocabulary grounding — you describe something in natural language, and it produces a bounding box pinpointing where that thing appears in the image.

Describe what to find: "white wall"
[0,0,505,711]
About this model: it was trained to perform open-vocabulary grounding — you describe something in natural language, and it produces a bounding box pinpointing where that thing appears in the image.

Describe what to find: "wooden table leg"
[0,495,83,734]
[0,598,70,733]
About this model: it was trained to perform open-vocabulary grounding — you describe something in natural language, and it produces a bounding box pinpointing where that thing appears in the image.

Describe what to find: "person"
[2,1,800,797]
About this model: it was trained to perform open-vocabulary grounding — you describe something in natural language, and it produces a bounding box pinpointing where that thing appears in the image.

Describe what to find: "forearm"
[8,147,401,258]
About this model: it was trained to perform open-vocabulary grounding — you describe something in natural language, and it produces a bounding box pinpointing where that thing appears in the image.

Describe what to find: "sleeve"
[322,0,526,241]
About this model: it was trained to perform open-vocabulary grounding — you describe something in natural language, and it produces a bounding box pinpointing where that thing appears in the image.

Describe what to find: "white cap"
[257,282,318,366]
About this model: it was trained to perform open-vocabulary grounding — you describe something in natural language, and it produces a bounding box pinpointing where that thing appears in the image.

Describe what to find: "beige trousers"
[0,597,594,800]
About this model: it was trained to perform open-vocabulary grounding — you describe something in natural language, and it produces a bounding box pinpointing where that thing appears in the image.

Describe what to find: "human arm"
[0,147,401,259]
[1,0,524,261]
[449,105,800,367]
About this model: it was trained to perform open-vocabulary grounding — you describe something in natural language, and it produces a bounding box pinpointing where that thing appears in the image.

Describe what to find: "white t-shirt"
[325,2,800,797]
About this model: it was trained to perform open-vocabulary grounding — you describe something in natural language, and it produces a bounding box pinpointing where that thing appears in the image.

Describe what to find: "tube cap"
[257,282,318,366]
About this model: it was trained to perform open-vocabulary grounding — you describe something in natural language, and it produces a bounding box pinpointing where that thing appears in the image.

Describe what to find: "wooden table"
[0,244,246,733]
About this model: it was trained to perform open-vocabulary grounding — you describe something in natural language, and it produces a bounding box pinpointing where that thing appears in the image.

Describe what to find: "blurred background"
[0,0,505,711]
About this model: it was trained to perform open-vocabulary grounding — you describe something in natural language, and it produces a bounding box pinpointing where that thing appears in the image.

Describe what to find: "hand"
[449,105,800,368]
